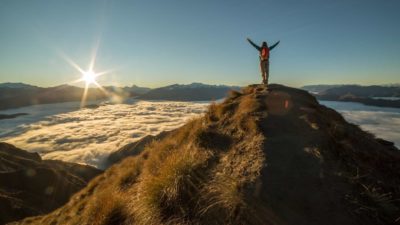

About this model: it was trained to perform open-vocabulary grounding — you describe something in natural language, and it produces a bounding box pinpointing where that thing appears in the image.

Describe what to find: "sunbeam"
[80,82,90,108]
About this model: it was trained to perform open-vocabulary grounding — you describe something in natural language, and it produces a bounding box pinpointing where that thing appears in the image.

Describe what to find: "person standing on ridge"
[247,38,280,85]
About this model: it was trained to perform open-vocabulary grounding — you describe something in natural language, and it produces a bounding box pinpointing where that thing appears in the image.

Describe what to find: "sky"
[0,0,399,88]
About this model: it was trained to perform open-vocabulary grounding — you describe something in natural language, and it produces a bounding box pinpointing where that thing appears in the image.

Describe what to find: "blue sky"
[0,0,399,88]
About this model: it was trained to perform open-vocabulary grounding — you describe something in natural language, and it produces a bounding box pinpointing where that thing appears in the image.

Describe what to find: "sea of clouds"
[321,101,400,148]
[0,100,399,169]
[0,100,209,168]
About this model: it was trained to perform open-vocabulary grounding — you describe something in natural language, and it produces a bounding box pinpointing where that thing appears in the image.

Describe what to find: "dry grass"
[130,146,210,224]
[200,175,246,221]
[227,90,242,99]
[86,188,131,225]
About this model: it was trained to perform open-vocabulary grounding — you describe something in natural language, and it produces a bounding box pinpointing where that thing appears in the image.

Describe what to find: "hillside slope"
[0,143,102,224]
[13,84,400,225]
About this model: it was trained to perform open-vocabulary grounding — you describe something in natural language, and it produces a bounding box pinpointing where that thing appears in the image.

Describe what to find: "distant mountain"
[138,83,240,101]
[303,84,400,108]
[128,85,151,94]
[301,84,344,94]
[0,113,28,120]
[0,83,40,101]
[15,84,400,225]
[0,82,38,89]
[104,85,151,97]
[320,85,400,97]
[0,84,107,110]
[0,142,101,224]
[302,84,400,97]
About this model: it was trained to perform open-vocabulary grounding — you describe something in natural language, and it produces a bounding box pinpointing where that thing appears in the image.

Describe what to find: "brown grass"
[86,188,131,225]
[130,147,211,224]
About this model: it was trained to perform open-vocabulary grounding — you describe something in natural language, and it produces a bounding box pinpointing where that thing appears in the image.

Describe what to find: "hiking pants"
[260,59,269,84]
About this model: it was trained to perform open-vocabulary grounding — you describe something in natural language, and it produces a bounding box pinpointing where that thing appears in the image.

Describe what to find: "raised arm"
[269,41,280,51]
[247,38,261,51]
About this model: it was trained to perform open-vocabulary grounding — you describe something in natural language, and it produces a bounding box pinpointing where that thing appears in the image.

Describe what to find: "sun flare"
[82,70,97,85]
[59,40,115,108]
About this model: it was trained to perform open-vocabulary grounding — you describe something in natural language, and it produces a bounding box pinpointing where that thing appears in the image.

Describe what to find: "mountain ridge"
[11,84,400,225]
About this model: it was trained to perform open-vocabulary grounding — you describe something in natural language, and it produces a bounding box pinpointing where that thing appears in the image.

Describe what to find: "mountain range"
[2,82,399,112]
[302,84,400,97]
[138,83,240,101]
[0,84,106,111]
[302,84,400,108]
[0,82,239,111]
[5,84,399,225]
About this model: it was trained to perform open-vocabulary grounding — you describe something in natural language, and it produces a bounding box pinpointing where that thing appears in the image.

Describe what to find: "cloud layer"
[321,101,400,148]
[340,110,400,147]
[2,101,208,168]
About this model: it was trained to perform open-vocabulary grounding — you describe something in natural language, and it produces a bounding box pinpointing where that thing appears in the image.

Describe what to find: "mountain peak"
[14,84,400,225]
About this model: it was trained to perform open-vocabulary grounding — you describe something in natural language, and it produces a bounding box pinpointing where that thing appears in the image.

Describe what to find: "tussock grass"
[86,188,130,225]
[130,146,210,224]
[200,175,246,221]
[227,89,242,99]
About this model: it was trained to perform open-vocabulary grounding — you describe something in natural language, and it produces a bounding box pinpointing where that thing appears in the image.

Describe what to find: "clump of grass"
[205,101,221,122]
[85,188,131,225]
[227,90,242,99]
[233,94,258,119]
[241,85,258,95]
[201,175,245,221]
[130,146,211,224]
[197,134,265,224]
[116,157,144,190]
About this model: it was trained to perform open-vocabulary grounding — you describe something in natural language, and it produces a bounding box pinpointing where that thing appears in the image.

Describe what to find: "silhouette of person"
[247,38,280,85]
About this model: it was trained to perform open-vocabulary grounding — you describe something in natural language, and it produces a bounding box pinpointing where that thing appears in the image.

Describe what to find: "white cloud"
[1,100,209,168]
[339,110,400,147]
[321,101,400,148]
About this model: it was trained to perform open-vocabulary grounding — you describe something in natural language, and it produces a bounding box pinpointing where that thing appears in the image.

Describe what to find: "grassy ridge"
[13,84,400,225]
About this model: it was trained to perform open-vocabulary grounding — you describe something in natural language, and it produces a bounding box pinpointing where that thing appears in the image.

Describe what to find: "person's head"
[262,41,268,47]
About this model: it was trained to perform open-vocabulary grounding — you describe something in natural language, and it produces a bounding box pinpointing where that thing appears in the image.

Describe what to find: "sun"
[82,70,97,85]
[59,41,114,107]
